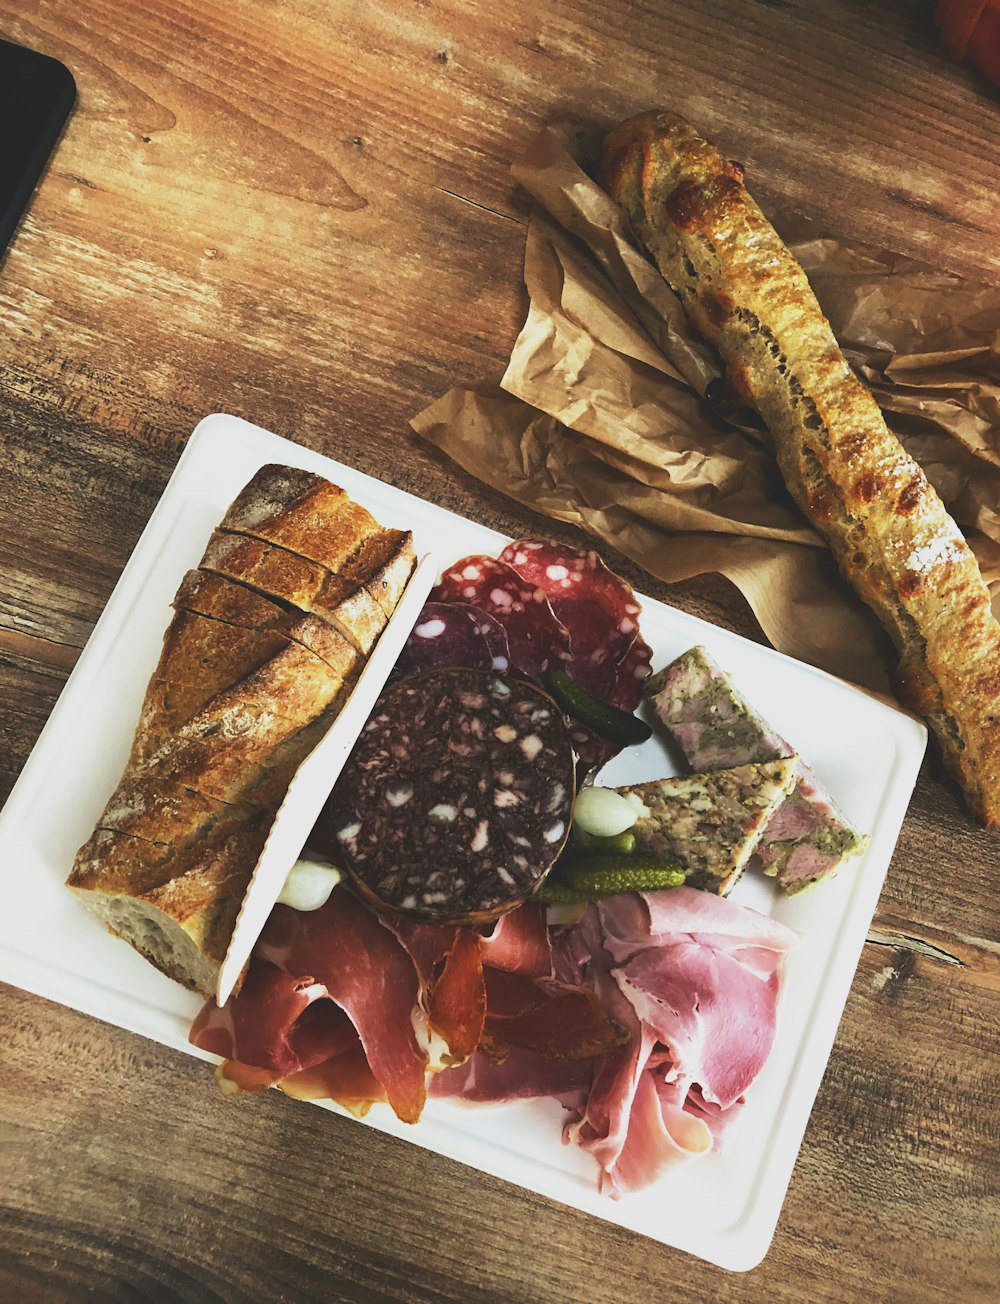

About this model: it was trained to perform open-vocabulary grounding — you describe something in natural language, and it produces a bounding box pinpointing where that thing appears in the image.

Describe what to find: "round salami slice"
[499,540,641,696]
[431,556,571,680]
[396,602,496,676]
[571,634,654,773]
[320,668,575,925]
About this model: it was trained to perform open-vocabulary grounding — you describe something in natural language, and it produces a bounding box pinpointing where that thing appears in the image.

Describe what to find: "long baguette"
[600,110,1000,825]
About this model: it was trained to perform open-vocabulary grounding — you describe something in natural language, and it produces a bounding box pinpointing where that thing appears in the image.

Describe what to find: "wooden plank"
[0,0,998,1298]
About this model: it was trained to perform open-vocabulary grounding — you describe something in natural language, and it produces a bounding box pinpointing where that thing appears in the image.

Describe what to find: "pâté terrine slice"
[613,757,798,895]
[645,646,866,893]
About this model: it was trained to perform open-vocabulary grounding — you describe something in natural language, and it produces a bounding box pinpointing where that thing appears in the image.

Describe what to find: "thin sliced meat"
[499,540,642,695]
[614,942,780,1110]
[481,966,626,1062]
[396,602,498,676]
[608,1069,714,1195]
[279,1043,388,1117]
[569,634,654,772]
[555,889,797,1194]
[389,918,486,1063]
[431,556,571,680]
[478,902,551,977]
[431,1046,593,1104]
[255,892,428,1123]
[558,907,658,1184]
[425,928,486,1063]
[606,885,800,960]
[189,960,355,1081]
[599,887,795,1109]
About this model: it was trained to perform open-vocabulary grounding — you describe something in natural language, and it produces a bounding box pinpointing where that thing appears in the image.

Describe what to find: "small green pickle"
[562,853,687,897]
[533,880,591,905]
[568,827,636,855]
[546,668,653,745]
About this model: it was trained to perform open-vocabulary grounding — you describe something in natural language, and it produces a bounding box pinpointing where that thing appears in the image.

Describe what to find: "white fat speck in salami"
[318,667,575,925]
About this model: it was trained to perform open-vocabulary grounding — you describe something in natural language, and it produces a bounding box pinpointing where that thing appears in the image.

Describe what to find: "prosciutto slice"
[557,887,798,1194]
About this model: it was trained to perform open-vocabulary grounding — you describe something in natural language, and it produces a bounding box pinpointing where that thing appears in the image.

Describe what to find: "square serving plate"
[0,413,927,1271]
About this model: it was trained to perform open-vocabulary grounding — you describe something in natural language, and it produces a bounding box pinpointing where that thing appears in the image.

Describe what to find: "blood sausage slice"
[431,557,571,680]
[320,668,575,925]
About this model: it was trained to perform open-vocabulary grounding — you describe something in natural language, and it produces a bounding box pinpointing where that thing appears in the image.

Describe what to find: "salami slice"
[431,556,571,680]
[396,602,496,676]
[571,634,654,773]
[320,668,575,925]
[499,540,641,696]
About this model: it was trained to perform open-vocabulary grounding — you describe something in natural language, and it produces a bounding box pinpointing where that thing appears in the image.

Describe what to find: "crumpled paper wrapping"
[412,121,1000,692]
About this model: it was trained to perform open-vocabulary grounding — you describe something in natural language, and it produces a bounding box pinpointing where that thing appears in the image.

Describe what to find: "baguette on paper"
[67,465,415,995]
[600,110,1000,825]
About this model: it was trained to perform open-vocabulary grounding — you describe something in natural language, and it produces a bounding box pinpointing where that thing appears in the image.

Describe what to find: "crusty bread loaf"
[600,110,1000,825]
[199,532,390,655]
[174,569,361,676]
[67,467,415,994]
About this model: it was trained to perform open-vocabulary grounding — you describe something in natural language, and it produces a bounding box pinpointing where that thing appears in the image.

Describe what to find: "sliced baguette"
[174,569,361,679]
[200,532,388,654]
[69,815,272,994]
[68,466,415,996]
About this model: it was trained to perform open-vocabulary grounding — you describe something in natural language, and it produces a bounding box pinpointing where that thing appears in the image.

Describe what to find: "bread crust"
[68,467,415,994]
[601,110,1000,825]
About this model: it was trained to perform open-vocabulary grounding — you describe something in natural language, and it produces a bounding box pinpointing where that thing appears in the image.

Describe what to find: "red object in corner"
[936,0,1000,89]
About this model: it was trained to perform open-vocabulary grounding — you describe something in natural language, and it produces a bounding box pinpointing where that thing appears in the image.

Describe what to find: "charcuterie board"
[0,414,927,1271]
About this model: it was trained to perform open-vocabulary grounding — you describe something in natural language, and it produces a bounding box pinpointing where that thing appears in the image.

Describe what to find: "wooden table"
[2,2,998,1299]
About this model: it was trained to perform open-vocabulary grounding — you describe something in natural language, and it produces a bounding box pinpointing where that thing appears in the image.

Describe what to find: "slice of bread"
[69,814,272,994]
[218,463,383,571]
[200,532,388,654]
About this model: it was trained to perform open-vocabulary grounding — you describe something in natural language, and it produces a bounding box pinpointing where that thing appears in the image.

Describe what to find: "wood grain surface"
[1,1,998,1300]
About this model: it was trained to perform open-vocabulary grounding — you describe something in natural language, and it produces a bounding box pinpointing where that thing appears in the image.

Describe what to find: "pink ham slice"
[556,887,797,1194]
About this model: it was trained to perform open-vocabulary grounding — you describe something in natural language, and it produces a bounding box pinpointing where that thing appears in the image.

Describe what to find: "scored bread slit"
[173,568,362,679]
[199,531,390,655]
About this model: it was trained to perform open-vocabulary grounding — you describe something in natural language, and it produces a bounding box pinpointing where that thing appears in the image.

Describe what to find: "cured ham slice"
[431,1046,593,1104]
[478,901,551,977]
[556,887,798,1194]
[190,960,357,1084]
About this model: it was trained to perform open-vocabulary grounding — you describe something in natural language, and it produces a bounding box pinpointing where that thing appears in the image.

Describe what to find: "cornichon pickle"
[561,854,687,896]
[568,827,637,855]
[546,668,653,745]
[533,879,591,904]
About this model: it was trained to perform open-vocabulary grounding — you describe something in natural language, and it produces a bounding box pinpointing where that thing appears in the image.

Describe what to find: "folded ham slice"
[556,887,798,1195]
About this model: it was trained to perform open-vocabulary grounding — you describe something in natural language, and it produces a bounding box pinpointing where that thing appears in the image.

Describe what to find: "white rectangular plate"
[0,414,926,1271]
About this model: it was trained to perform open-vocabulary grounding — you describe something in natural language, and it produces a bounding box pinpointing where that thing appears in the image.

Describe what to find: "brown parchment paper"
[412,121,1000,693]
